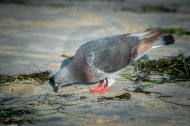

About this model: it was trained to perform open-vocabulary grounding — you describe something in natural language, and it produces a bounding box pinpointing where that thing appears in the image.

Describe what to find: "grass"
[0,70,51,85]
[121,53,190,83]
[97,93,131,102]
[146,27,190,36]
[166,28,190,36]
[1,54,190,86]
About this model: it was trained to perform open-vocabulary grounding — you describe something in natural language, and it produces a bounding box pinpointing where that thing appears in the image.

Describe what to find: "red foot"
[90,79,110,94]
[90,81,105,92]
[93,85,110,94]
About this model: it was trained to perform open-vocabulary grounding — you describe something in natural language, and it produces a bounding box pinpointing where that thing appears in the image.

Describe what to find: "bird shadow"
[60,54,74,68]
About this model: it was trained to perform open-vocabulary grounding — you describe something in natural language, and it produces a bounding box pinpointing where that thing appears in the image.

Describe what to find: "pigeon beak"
[53,78,62,93]
[54,83,59,93]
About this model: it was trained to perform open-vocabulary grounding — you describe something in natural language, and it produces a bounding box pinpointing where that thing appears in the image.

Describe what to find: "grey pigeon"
[54,28,174,93]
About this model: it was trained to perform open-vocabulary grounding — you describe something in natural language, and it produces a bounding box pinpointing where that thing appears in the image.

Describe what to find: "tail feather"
[140,28,175,46]
[134,28,175,60]
[162,35,175,45]
[141,28,166,42]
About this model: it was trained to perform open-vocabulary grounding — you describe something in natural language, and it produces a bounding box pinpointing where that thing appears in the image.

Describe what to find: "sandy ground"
[0,1,190,126]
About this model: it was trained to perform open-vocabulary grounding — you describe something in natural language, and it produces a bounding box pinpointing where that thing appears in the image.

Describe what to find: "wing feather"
[74,34,139,73]
[92,36,139,73]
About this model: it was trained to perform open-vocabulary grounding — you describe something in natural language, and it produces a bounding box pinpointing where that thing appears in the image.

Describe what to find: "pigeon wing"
[93,36,139,73]
[78,35,139,73]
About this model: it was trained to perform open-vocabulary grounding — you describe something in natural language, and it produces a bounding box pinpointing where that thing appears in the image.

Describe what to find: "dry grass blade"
[0,70,51,85]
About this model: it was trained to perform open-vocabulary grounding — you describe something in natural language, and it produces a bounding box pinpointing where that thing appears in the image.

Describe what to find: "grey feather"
[92,36,139,73]
[67,34,139,82]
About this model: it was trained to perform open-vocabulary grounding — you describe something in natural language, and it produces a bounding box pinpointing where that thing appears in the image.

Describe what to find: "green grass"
[166,28,190,36]
[121,54,190,83]
[146,27,190,36]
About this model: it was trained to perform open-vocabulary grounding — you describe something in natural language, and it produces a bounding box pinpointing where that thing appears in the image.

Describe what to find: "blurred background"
[0,1,190,126]
[0,0,190,75]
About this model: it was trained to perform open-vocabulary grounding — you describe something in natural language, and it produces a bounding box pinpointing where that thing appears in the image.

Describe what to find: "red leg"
[90,79,111,94]
[93,85,110,94]
[90,80,105,92]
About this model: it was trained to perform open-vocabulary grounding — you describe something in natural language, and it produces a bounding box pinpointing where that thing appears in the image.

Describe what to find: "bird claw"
[90,79,110,94]
[92,85,110,94]
[54,86,58,93]
[90,81,105,92]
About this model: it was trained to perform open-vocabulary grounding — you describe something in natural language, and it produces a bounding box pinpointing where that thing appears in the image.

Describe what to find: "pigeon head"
[54,67,73,88]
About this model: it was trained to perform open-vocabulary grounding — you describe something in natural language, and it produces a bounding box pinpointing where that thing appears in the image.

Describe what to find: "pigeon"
[54,28,174,94]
